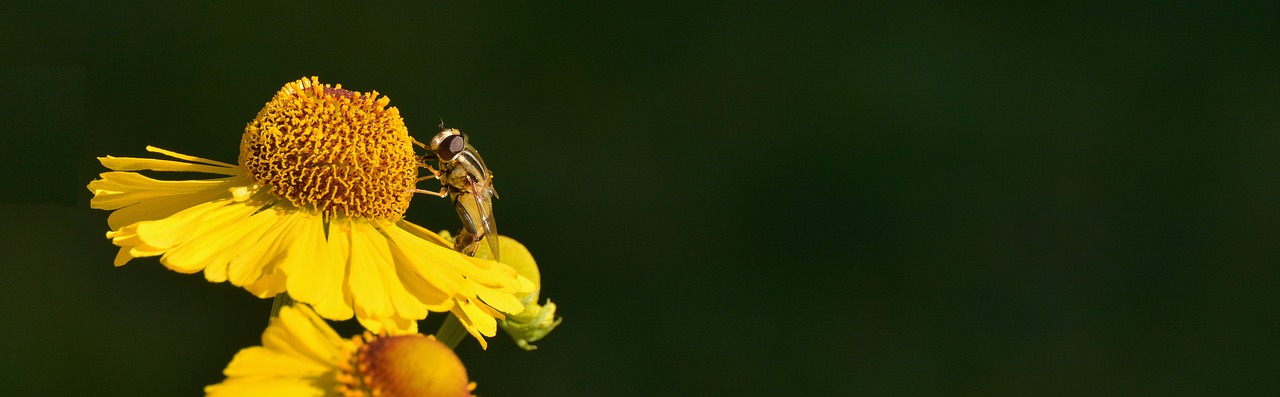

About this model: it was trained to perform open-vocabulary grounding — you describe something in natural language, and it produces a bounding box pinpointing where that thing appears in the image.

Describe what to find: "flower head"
[238,79,416,221]
[88,77,533,345]
[206,305,476,397]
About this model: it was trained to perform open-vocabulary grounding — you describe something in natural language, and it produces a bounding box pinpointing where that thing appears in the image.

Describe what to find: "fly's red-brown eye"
[435,134,466,161]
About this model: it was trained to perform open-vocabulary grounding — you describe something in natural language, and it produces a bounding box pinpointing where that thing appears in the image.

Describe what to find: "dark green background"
[3,1,1279,395]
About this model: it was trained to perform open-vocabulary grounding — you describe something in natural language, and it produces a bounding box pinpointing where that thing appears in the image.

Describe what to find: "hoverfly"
[413,122,500,260]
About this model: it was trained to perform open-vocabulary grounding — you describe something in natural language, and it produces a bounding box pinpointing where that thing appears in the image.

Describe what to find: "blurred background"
[3,1,1279,395]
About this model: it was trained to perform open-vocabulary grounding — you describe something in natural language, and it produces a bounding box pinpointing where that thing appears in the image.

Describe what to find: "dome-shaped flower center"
[239,77,417,220]
[340,334,475,397]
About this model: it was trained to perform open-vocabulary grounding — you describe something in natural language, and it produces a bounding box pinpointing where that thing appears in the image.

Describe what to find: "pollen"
[239,77,418,220]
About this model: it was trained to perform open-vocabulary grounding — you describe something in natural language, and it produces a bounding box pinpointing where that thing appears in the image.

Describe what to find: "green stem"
[435,313,467,349]
[270,293,294,318]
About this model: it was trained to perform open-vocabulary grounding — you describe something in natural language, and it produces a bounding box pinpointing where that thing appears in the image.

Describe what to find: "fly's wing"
[451,187,499,261]
[450,192,481,256]
[469,181,499,262]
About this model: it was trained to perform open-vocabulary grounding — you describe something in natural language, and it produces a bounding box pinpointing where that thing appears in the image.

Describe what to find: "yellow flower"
[206,305,477,397]
[88,77,532,345]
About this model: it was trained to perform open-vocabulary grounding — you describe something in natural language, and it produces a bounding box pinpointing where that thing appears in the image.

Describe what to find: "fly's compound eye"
[435,134,466,161]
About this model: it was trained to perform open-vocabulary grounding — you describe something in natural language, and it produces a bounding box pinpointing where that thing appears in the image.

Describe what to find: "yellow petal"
[89,171,234,210]
[293,305,344,347]
[127,243,165,259]
[243,268,287,298]
[379,262,429,322]
[108,225,140,247]
[145,145,237,167]
[106,196,189,232]
[97,155,238,175]
[471,280,524,315]
[387,246,454,312]
[490,235,541,287]
[355,225,427,321]
[354,305,419,336]
[355,306,386,334]
[266,306,343,365]
[515,274,536,295]
[160,202,260,273]
[382,226,464,307]
[384,224,520,292]
[220,347,330,378]
[311,221,354,320]
[133,199,231,251]
[280,215,332,306]
[394,219,455,248]
[112,246,133,266]
[456,261,522,295]
[228,211,301,287]
[450,300,496,349]
[346,222,394,318]
[198,206,284,282]
[110,192,239,234]
[205,377,328,397]
[206,305,342,397]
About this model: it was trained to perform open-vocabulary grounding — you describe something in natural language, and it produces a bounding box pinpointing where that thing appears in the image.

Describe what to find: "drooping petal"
[451,299,499,349]
[311,221,354,320]
[382,225,464,306]
[243,267,288,298]
[389,222,523,293]
[355,225,429,322]
[132,199,232,251]
[280,214,332,306]
[355,304,419,335]
[346,222,395,318]
[197,206,288,282]
[160,202,261,273]
[386,245,454,312]
[471,279,525,316]
[228,211,302,287]
[112,246,132,267]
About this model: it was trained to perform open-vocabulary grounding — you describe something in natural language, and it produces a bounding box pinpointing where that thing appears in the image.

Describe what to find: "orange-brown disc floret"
[338,333,476,397]
[240,76,418,221]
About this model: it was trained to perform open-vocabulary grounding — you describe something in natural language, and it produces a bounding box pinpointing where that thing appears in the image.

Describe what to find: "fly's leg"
[409,187,449,198]
[411,157,443,193]
[455,228,480,257]
[409,168,446,196]
[416,158,442,176]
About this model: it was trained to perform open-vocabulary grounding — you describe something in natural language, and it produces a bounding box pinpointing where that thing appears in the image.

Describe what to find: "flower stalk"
[269,293,294,318]
[436,313,469,349]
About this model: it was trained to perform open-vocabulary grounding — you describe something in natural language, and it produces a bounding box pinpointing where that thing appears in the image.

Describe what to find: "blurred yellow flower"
[88,77,531,344]
[206,305,476,397]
